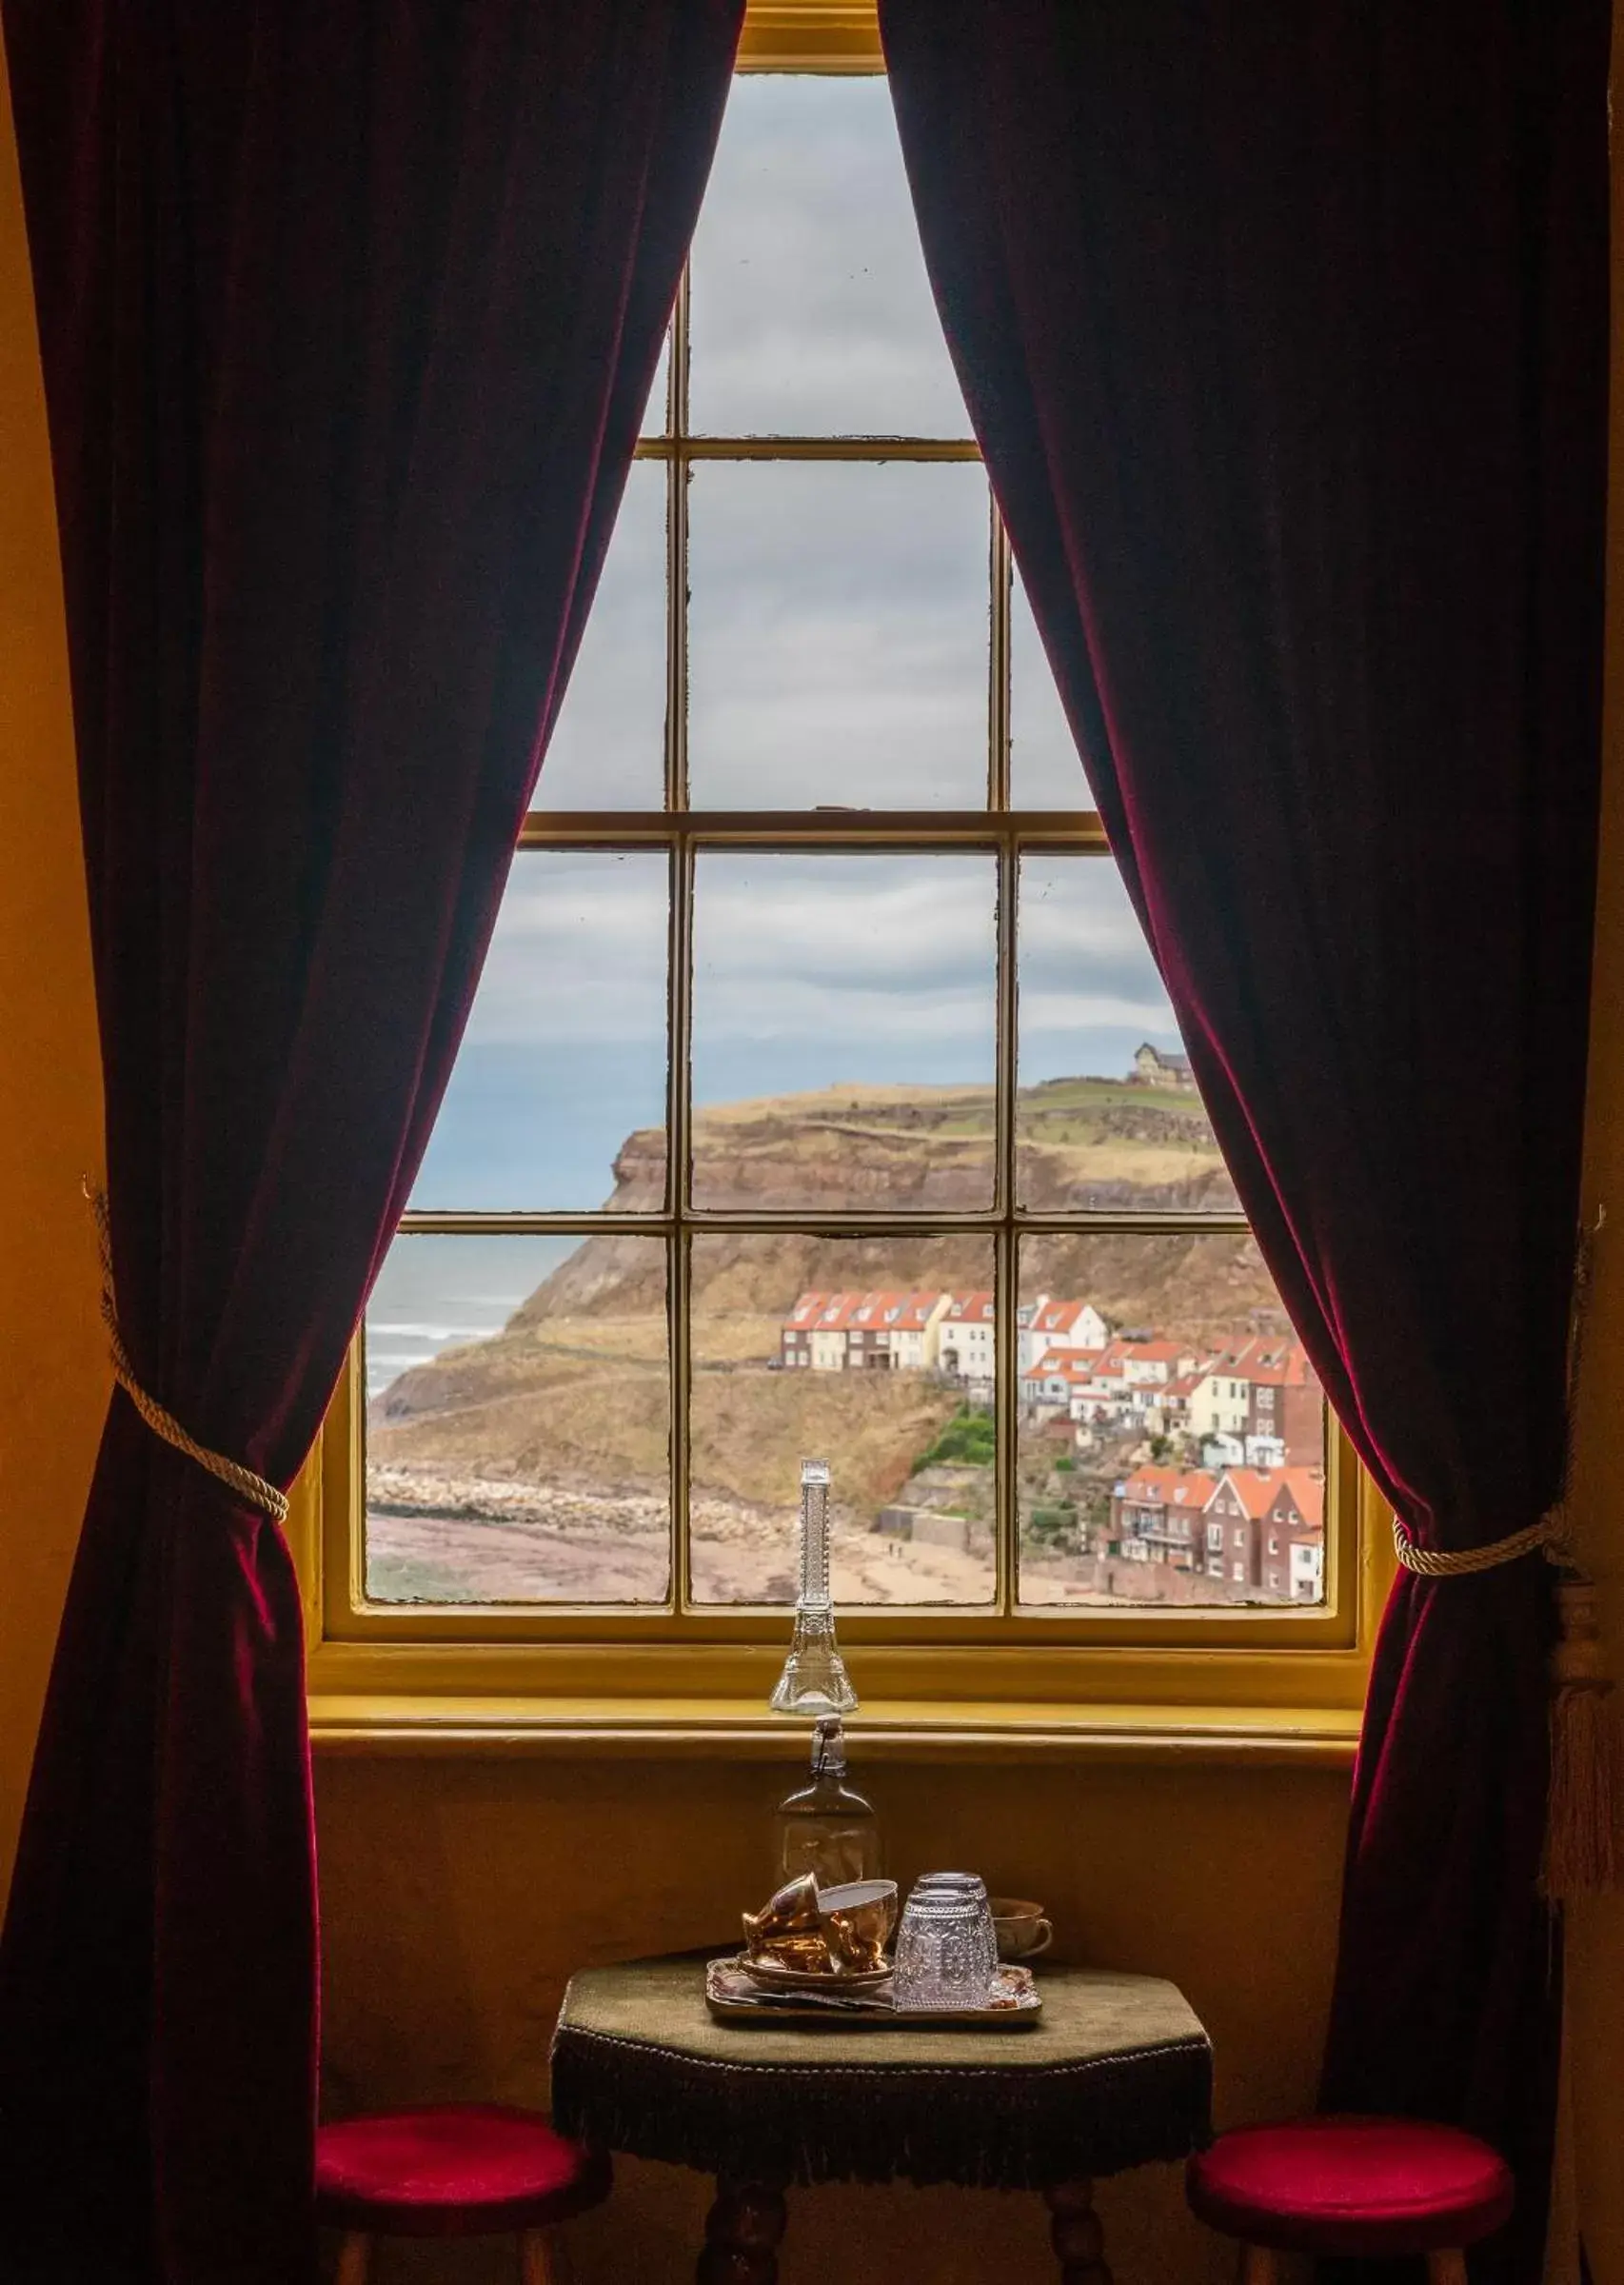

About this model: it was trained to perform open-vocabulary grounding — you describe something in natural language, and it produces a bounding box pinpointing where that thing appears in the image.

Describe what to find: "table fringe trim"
[549,2021,1212,2189]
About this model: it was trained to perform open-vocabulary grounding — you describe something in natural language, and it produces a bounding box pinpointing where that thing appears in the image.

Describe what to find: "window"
[300,3,1377,1725]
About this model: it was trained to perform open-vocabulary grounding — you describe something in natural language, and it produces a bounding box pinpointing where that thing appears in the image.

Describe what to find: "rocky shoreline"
[366,1465,1138,1608]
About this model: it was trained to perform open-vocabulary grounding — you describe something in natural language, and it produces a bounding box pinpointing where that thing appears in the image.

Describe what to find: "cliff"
[512,1074,1273,1341]
[364,1074,1294,1599]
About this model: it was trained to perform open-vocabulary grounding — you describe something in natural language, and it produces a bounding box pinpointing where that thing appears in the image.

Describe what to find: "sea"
[364,1232,584,1400]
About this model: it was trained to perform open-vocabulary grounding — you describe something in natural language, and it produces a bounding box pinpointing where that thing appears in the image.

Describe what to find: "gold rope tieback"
[86,1182,289,1526]
[1388,1208,1614,1898]
[1391,1513,1565,1577]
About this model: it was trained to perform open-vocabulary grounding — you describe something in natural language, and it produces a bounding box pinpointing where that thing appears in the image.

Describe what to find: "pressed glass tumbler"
[892,1872,999,2012]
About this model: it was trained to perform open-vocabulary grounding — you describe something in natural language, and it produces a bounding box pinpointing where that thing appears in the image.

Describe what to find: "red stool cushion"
[315,2105,610,2239]
[1187,2116,1515,2257]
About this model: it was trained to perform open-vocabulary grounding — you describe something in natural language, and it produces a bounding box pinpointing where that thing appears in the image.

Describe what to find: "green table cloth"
[550,1952,1212,2192]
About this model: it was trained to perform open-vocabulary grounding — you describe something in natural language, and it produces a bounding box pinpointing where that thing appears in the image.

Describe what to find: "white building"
[1188,1362,1251,1438]
[809,1295,857,1371]
[1022,1296,1110,1371]
[845,1290,950,1371]
[1141,1371,1199,1437]
[779,1291,829,1369]
[939,1292,996,1392]
[1021,1361,1076,1414]
[788,1290,955,1372]
[1065,1355,1133,1426]
[1113,1338,1198,1387]
[1201,1431,1247,1470]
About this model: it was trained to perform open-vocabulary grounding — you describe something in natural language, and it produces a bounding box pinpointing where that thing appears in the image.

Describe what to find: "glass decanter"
[772,1715,882,1888]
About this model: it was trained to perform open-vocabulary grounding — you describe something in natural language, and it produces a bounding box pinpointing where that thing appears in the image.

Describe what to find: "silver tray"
[705,1954,1041,2028]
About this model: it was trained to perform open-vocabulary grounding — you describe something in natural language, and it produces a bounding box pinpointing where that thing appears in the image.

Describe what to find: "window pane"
[410,850,668,1212]
[689,1234,996,1605]
[689,76,969,439]
[687,460,989,810]
[534,460,666,810]
[690,851,997,1209]
[1010,565,1088,810]
[366,1234,671,1603]
[1017,853,1239,1212]
[1016,1238,1326,1607]
[643,328,671,439]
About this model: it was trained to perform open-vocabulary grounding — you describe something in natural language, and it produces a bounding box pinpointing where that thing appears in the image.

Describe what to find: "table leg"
[696,2176,788,2285]
[1045,2179,1113,2285]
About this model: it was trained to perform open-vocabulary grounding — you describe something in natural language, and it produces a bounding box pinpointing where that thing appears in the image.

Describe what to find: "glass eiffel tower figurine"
[769,1459,858,1716]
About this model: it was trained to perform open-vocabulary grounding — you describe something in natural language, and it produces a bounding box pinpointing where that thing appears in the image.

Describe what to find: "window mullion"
[995,1226,1017,1620]
[667,268,690,812]
[996,828,1019,1615]
[991,502,1012,812]
[668,270,693,1613]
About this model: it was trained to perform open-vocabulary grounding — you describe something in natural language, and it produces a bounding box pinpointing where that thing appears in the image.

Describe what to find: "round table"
[550,1953,1212,2284]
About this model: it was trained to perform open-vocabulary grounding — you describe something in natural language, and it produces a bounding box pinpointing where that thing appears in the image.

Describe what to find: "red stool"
[316,2104,611,2285]
[1187,2116,1515,2285]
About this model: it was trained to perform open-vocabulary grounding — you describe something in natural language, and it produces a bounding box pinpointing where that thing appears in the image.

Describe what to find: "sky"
[534,74,1092,818]
[405,75,1188,1218]
[407,846,1180,1214]
[375,78,1190,1369]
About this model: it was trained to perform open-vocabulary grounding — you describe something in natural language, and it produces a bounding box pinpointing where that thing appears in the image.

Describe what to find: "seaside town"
[364,1048,1325,1607]
[778,1285,1325,1603]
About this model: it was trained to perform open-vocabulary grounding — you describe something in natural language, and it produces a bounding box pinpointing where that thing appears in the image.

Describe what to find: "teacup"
[743,1872,825,1971]
[818,1878,899,1974]
[989,1896,1054,1961]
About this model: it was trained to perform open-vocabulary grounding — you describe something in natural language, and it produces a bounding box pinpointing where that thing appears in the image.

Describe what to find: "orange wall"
[0,32,1621,2285]
[314,1751,1348,2285]
[0,35,107,1904]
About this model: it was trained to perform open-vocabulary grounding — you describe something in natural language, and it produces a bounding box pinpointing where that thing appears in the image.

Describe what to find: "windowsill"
[307,1692,1362,1765]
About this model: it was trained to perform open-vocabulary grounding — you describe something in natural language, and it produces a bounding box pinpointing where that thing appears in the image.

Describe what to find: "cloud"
[689,77,970,439]
[458,850,668,1048]
[1018,855,1176,1050]
[690,460,990,808]
[535,80,1099,818]
[455,844,1176,1063]
[536,462,668,811]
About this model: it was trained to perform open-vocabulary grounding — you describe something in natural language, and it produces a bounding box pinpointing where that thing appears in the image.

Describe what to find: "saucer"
[737,1954,893,1994]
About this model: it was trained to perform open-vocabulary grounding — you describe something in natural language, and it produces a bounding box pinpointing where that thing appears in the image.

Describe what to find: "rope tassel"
[1543,1570,1618,1900]
[1542,1209,1615,1900]
[1391,1209,1615,1899]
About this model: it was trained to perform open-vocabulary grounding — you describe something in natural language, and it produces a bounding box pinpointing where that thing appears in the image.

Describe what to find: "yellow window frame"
[292,0,1390,1762]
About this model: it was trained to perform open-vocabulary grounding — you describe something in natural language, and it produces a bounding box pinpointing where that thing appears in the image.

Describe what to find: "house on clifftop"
[1132,1041,1197,1090]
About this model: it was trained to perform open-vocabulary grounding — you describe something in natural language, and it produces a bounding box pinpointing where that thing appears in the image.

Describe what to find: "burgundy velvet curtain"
[880,1,1608,2274]
[0,5,740,2278]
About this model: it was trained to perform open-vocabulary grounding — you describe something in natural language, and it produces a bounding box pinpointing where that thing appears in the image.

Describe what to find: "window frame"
[293,0,1390,1746]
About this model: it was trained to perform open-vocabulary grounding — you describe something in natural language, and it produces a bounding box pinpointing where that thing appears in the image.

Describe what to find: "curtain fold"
[0,4,741,2277]
[879,3,1608,2275]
